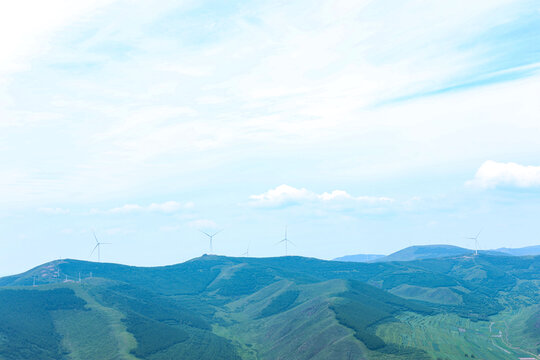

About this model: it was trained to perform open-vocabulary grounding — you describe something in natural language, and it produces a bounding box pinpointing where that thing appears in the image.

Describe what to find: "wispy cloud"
[155,63,213,77]
[38,207,70,215]
[467,160,540,189]
[106,204,144,214]
[148,201,192,213]
[0,1,539,274]
[94,201,192,214]
[0,0,539,208]
[0,0,115,77]
[249,184,393,208]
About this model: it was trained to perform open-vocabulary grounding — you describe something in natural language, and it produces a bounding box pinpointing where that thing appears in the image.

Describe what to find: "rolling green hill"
[0,254,538,360]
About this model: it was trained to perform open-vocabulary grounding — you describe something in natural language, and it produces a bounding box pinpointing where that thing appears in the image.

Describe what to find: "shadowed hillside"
[0,254,539,360]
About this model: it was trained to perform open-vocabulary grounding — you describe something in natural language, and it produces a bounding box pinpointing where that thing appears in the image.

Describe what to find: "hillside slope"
[0,254,538,360]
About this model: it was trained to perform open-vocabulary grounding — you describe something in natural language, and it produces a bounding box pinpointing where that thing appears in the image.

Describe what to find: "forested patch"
[95,284,210,330]
[216,266,276,297]
[258,289,299,318]
[0,288,85,360]
[124,312,189,357]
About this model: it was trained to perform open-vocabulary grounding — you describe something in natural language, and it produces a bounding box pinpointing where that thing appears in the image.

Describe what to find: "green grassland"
[0,254,538,360]
[214,280,368,360]
[490,304,540,357]
[389,284,463,305]
[377,307,540,360]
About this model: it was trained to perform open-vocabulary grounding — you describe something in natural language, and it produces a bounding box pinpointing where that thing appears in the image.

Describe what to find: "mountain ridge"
[0,254,538,360]
[334,244,539,263]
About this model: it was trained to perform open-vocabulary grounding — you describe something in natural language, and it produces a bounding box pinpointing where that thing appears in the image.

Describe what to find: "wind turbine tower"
[277,226,294,256]
[242,241,251,257]
[467,230,482,256]
[91,231,111,262]
[200,230,222,254]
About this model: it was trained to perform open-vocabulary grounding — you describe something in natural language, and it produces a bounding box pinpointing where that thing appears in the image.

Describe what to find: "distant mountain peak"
[333,254,385,262]
[334,244,523,263]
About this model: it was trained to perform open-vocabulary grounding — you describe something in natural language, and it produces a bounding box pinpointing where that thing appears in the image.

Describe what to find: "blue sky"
[0,0,539,276]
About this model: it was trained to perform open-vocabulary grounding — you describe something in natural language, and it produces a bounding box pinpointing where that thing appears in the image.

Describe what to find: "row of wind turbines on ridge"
[199,226,294,256]
[90,227,483,262]
[89,227,295,262]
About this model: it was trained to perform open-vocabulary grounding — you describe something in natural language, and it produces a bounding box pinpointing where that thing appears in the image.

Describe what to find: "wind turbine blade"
[288,240,296,246]
[200,230,211,237]
[93,231,99,244]
[275,239,285,245]
[100,242,112,245]
[90,244,99,256]
[212,229,223,237]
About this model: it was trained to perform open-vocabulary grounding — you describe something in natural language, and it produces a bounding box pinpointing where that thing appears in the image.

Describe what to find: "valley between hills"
[0,250,538,360]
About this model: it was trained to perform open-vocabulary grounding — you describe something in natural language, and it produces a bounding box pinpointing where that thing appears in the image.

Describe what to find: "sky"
[0,0,539,276]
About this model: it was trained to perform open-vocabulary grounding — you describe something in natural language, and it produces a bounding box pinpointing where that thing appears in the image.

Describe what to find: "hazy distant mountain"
[372,245,477,262]
[335,244,538,263]
[495,245,540,256]
[1,254,538,360]
[332,245,473,263]
[333,253,385,262]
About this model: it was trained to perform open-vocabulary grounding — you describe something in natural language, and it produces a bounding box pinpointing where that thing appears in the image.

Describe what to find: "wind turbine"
[276,226,294,256]
[242,241,251,257]
[91,231,111,262]
[467,230,482,256]
[200,229,222,254]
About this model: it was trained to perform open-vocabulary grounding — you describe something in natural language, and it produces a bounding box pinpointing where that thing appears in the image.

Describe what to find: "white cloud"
[0,0,539,210]
[148,201,184,213]
[249,184,393,208]
[107,204,144,214]
[319,190,393,203]
[93,201,191,214]
[155,63,213,77]
[249,185,315,207]
[38,207,70,215]
[467,160,540,189]
[0,0,115,77]
[196,96,227,105]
